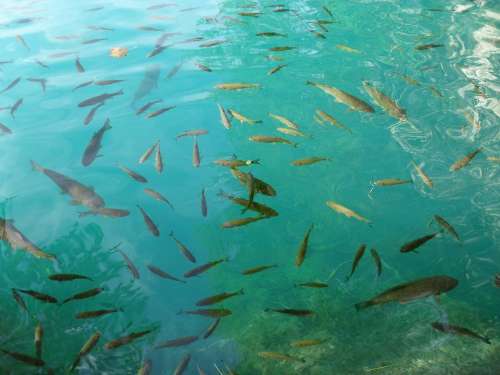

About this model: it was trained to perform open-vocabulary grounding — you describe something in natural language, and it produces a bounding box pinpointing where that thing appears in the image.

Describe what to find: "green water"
[0,0,499,374]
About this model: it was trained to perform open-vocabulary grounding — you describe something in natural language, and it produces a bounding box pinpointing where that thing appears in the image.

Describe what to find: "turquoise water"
[0,0,499,374]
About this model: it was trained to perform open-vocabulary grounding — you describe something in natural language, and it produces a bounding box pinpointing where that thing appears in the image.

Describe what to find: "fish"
[138,360,153,375]
[241,264,277,275]
[0,349,44,367]
[82,38,107,44]
[294,282,328,288]
[147,265,185,283]
[241,172,255,214]
[431,322,490,345]
[346,244,367,281]
[249,135,296,146]
[196,289,244,306]
[76,308,122,319]
[63,287,103,304]
[137,205,160,236]
[292,157,330,166]
[147,3,176,10]
[170,231,196,263]
[222,216,268,228]
[415,43,444,50]
[215,83,260,90]
[355,275,458,310]
[10,98,23,118]
[228,109,262,125]
[176,129,208,139]
[155,336,198,349]
[16,289,58,304]
[307,81,374,113]
[138,26,163,32]
[199,40,225,48]
[173,354,191,375]
[201,189,207,217]
[310,30,327,39]
[269,46,295,51]
[400,233,439,253]
[214,158,260,168]
[73,80,94,92]
[264,308,314,317]
[82,119,111,166]
[95,80,124,86]
[433,215,459,241]
[464,110,481,134]
[119,165,148,183]
[412,161,433,188]
[34,322,43,359]
[178,309,232,318]
[48,51,76,59]
[16,34,30,50]
[0,77,21,94]
[449,148,482,172]
[370,248,382,277]
[268,64,287,75]
[362,81,406,120]
[217,104,232,129]
[137,100,162,115]
[87,25,114,31]
[0,122,12,135]
[79,90,123,107]
[156,32,178,47]
[269,113,300,129]
[155,142,164,173]
[75,57,85,73]
[70,332,101,371]
[315,110,351,133]
[139,141,158,164]
[258,352,304,363]
[104,329,155,350]
[27,78,46,92]
[295,224,314,267]
[167,63,182,79]
[148,106,176,118]
[195,62,212,72]
[276,127,306,137]
[11,288,28,312]
[203,318,221,339]
[291,339,326,348]
[336,44,361,54]
[495,274,500,288]
[178,37,204,44]
[239,12,262,17]
[144,188,174,209]
[133,65,160,103]
[184,257,228,278]
[373,178,412,187]
[116,248,140,279]
[0,218,56,260]
[326,200,371,223]
[193,137,201,167]
[231,169,277,196]
[78,207,130,218]
[257,32,287,37]
[48,273,92,282]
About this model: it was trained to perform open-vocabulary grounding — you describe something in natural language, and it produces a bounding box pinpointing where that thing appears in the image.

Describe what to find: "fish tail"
[306,81,316,86]
[354,300,374,311]
[176,309,184,316]
[103,120,112,131]
[482,336,491,345]
[169,230,174,237]
[30,160,43,172]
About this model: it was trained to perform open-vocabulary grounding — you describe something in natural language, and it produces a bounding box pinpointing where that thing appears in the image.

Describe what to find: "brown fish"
[269,46,295,52]
[249,135,296,146]
[412,161,433,188]
[214,158,260,168]
[196,289,243,306]
[433,215,459,241]
[268,113,299,129]
[217,104,232,129]
[147,265,185,283]
[116,248,140,279]
[215,83,259,90]
[170,231,196,263]
[292,157,330,166]
[291,339,326,348]
[82,119,111,166]
[155,142,164,173]
[148,106,175,118]
[63,287,103,304]
[241,264,277,275]
[450,148,482,172]
[494,273,500,288]
[104,329,154,350]
[415,43,444,51]
[400,233,439,253]
[264,308,314,317]
[10,98,23,118]
[355,275,458,310]
[268,64,287,75]
[137,205,160,236]
[75,57,85,73]
[70,332,101,371]
[144,188,174,210]
[137,100,162,116]
[256,32,287,37]
[199,40,225,48]
[370,248,382,277]
[84,103,104,126]
[34,322,43,359]
[307,81,374,113]
[179,309,232,318]
[48,273,92,282]
[258,351,304,363]
[362,81,406,120]
[193,137,201,167]
[431,322,490,344]
[218,191,278,217]
[315,110,352,133]
[195,62,212,72]
[241,172,255,214]
[202,318,220,339]
[11,288,28,312]
[78,90,123,107]
[173,354,191,375]
[155,336,198,349]
[17,289,58,304]
[76,308,122,319]
[138,141,158,164]
[0,349,44,367]
[119,165,148,183]
[346,244,367,281]
[201,189,207,217]
[231,169,277,196]
[0,122,12,135]
[222,216,267,228]
[374,178,412,187]
[184,257,228,278]
[326,200,371,224]
[295,224,314,267]
[176,129,208,139]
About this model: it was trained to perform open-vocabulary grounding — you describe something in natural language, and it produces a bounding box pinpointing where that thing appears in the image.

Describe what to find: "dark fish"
[268,64,287,75]
[195,62,212,72]
[78,207,130,218]
[201,189,207,217]
[241,264,277,275]
[196,289,243,306]
[214,158,259,168]
[431,322,490,344]
[139,141,158,163]
[0,123,12,135]
[184,257,228,278]
[434,215,459,241]
[119,165,148,183]
[308,81,374,113]
[179,309,232,318]
[16,35,30,50]
[494,273,500,288]
[27,78,47,92]
[137,100,162,115]
[400,233,439,253]
[176,129,208,139]
[173,354,191,375]
[0,218,56,260]
[10,98,23,118]
[48,273,92,282]
[231,169,276,196]
[192,137,201,167]
[11,288,28,312]
[138,26,163,32]
[346,244,367,281]
[264,308,314,317]
[167,63,182,79]
[104,329,154,350]
[155,336,198,349]
[147,106,175,118]
[82,119,111,166]
[218,191,278,217]
[82,38,107,44]
[17,289,58,304]
[31,160,105,209]
[154,142,163,173]
[137,205,160,236]
[269,46,295,51]
[202,318,220,339]
[116,248,140,279]
[222,216,268,228]
[256,32,287,37]
[241,172,255,214]
[34,322,43,359]
[450,148,482,172]
[73,80,94,91]
[294,282,328,288]
[355,275,458,310]
[147,265,185,283]
[133,65,160,103]
[70,332,101,371]
[170,231,196,263]
[0,77,21,94]
[75,57,85,73]
[370,248,382,277]
[295,224,314,267]
[0,349,44,367]
[95,79,124,86]
[63,288,103,304]
[415,43,444,51]
[83,103,104,126]
[79,90,123,107]
[76,308,121,319]
[144,188,174,210]
[35,59,49,68]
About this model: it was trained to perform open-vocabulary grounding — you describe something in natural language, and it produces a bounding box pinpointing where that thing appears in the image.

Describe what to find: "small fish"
[173,354,191,375]
[295,224,314,267]
[195,62,212,72]
[202,318,221,339]
[147,265,185,283]
[155,142,164,173]
[241,172,255,214]
[167,63,183,78]
[155,336,198,349]
[70,332,101,371]
[17,289,58,304]
[63,287,103,304]
[178,37,204,44]
[16,35,30,50]
[82,38,107,45]
[269,46,295,52]
[326,200,371,223]
[138,141,158,164]
[310,30,327,39]
[400,233,439,253]
[214,159,260,168]
[156,32,178,47]
[222,216,268,228]
[138,359,153,375]
[137,100,162,116]
[370,248,382,277]
[49,51,76,59]
[116,248,140,279]
[10,98,23,118]
[412,161,433,188]
[73,80,94,92]
[138,26,164,32]
[95,80,124,86]
[315,110,351,133]
[0,349,44,367]
[105,329,154,350]
[362,81,406,120]
[34,322,43,359]
[201,189,207,217]
[148,45,168,58]
[179,309,232,318]
[269,113,299,129]
[119,165,148,183]
[0,123,12,135]
[292,157,330,166]
[239,12,262,17]
[75,57,85,73]
[268,64,287,75]
[495,274,500,288]
[87,25,114,31]
[82,119,111,166]
[27,78,47,92]
[196,289,244,306]
[199,40,225,48]
[170,231,196,263]
[276,127,305,137]
[346,244,367,281]
[176,129,208,139]
[433,215,459,241]
[84,103,104,126]
[79,90,123,107]
[217,104,232,129]
[249,135,296,146]
[294,282,328,288]
[415,43,444,50]
[193,137,201,167]
[48,273,92,282]
[231,169,277,196]
[258,351,304,363]
[374,178,412,187]
[431,322,490,344]
[11,288,28,312]
[264,308,314,317]
[450,148,482,172]
[78,207,130,218]
[256,32,286,37]
[228,109,262,125]
[147,106,175,118]
[144,188,174,210]
[184,257,228,278]
[0,77,21,94]
[291,339,326,347]
[307,81,374,113]
[76,308,122,319]
[241,264,277,275]
[215,83,259,90]
[137,205,160,236]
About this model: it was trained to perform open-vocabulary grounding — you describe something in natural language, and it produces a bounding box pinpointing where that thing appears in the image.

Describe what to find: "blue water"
[0,0,499,374]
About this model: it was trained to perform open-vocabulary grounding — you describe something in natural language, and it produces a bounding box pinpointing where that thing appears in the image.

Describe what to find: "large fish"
[133,65,161,104]
[307,81,374,113]
[31,161,105,209]
[362,81,406,120]
[355,275,458,310]
[82,119,111,166]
